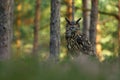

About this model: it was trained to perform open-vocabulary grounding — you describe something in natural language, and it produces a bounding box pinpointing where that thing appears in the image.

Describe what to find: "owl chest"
[67,38,80,51]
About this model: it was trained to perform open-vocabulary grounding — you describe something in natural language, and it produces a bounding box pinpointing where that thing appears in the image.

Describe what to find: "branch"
[75,7,119,19]
[99,11,118,19]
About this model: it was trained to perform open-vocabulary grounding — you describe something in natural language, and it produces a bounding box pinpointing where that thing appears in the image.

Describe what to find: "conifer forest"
[0,0,120,80]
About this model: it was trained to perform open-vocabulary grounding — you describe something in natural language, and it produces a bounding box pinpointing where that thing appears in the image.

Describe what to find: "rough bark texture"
[82,0,90,38]
[33,0,40,55]
[89,0,98,55]
[0,0,14,60]
[50,0,60,59]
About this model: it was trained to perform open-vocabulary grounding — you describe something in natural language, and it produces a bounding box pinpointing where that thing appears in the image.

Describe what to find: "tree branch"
[75,7,119,19]
[99,11,118,19]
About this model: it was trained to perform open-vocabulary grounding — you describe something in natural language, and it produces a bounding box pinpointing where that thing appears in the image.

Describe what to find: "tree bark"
[33,0,40,55]
[65,0,72,21]
[50,0,60,60]
[82,0,90,38]
[0,0,14,60]
[89,0,98,55]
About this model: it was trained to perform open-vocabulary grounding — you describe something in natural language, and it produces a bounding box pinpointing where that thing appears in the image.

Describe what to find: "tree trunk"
[50,0,60,60]
[89,0,98,55]
[33,0,40,55]
[65,0,72,21]
[65,0,75,21]
[118,0,120,56]
[0,0,14,60]
[82,0,90,38]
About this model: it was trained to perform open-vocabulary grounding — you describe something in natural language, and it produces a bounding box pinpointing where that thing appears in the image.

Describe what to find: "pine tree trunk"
[50,0,60,60]
[0,0,14,60]
[65,0,72,21]
[89,0,98,55]
[33,0,40,55]
[82,0,90,38]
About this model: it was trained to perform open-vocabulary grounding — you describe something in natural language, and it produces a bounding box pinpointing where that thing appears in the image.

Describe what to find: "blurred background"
[0,0,120,80]
[13,0,119,61]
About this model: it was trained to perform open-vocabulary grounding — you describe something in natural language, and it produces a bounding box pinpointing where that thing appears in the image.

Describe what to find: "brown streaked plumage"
[65,18,94,56]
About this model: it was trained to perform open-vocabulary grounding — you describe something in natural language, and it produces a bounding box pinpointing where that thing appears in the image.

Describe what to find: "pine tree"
[89,0,98,55]
[50,0,60,60]
[82,0,90,38]
[33,0,41,55]
[0,0,14,60]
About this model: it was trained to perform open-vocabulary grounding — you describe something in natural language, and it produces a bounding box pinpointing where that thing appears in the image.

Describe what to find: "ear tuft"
[76,18,81,24]
[65,17,70,24]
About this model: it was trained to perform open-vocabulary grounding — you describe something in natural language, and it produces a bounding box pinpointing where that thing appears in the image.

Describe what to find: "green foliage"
[13,0,120,60]
[7,0,120,79]
[99,0,118,13]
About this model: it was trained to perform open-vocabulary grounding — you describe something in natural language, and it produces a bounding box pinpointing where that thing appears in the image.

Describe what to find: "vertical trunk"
[65,0,72,21]
[71,0,75,21]
[82,0,90,38]
[33,0,40,55]
[50,0,60,60]
[116,21,120,56]
[89,0,98,55]
[9,1,14,42]
[0,0,14,60]
[118,0,120,56]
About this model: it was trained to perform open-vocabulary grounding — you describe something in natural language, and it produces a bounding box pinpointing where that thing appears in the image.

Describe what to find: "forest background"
[0,0,120,80]
[14,0,119,61]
